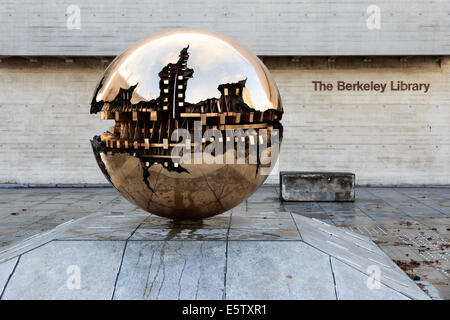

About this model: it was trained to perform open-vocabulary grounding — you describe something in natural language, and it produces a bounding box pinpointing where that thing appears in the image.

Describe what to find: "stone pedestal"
[280,172,355,202]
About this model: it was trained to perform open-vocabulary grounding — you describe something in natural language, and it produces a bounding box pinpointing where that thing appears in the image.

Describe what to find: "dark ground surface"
[0,186,448,299]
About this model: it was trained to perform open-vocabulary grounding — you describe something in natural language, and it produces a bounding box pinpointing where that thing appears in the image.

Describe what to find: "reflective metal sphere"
[91,29,283,219]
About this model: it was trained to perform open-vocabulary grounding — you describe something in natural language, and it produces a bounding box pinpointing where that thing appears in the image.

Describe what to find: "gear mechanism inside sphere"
[90,29,283,219]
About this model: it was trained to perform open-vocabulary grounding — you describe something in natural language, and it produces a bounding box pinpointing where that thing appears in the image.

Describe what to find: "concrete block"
[280,171,355,202]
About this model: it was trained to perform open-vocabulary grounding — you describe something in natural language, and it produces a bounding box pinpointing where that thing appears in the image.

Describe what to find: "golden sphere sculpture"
[90,29,283,219]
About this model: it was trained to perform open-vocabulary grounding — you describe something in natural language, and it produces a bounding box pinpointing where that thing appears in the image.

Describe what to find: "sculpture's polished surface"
[91,29,283,219]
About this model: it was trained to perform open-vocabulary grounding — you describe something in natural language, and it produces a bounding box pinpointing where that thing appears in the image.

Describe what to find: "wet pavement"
[0,186,448,299]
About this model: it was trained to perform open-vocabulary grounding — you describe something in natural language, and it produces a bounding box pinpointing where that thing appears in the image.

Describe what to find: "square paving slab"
[1,241,125,300]
[114,241,226,300]
[225,241,336,299]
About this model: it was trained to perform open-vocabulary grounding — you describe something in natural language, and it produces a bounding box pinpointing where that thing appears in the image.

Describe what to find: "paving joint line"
[0,255,20,299]
[299,238,419,300]
[110,214,149,300]
[329,256,338,300]
[222,211,232,300]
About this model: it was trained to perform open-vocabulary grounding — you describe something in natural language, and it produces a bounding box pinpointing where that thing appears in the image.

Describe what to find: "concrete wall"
[1,0,450,56]
[0,58,112,185]
[0,56,449,185]
[266,57,450,185]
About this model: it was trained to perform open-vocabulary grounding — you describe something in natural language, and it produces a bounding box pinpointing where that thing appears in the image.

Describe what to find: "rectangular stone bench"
[280,172,355,202]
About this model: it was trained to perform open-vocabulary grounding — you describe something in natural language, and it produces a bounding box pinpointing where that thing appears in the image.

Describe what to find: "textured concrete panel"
[331,258,409,300]
[2,241,125,300]
[280,172,355,201]
[226,241,336,299]
[0,257,18,295]
[1,1,450,56]
[114,241,226,300]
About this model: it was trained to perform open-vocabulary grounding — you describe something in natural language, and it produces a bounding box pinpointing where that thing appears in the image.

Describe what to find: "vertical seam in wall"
[0,255,21,299]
